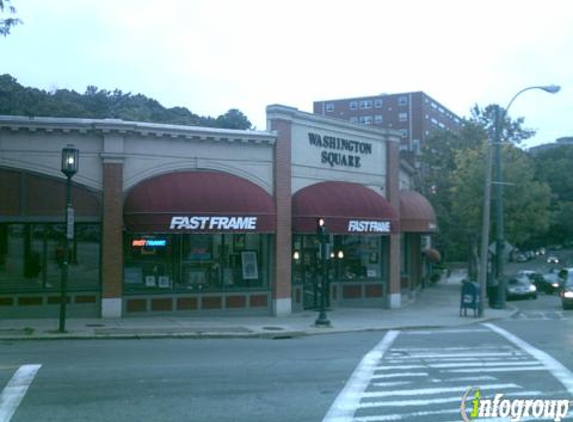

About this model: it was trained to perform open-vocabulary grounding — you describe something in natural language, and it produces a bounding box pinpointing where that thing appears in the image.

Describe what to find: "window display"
[123,233,270,293]
[0,223,101,293]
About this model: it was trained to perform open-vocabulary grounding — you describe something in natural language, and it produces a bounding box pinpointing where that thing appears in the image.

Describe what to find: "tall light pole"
[477,85,560,313]
[315,217,331,327]
[60,144,79,332]
[494,85,560,309]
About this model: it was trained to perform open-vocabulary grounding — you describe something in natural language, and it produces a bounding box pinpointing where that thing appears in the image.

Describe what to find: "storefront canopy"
[399,190,438,233]
[292,181,399,234]
[124,171,276,233]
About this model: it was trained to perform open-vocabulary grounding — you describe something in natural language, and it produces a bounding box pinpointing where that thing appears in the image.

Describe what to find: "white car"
[547,256,560,264]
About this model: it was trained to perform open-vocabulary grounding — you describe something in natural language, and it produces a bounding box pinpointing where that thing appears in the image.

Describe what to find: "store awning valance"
[292,181,399,234]
[399,190,438,233]
[124,171,276,233]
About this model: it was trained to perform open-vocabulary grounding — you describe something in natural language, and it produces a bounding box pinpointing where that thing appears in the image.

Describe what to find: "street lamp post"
[494,85,560,309]
[315,217,331,327]
[478,85,560,314]
[59,145,79,333]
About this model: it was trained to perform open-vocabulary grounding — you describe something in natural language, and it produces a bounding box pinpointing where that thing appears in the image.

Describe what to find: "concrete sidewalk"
[0,270,516,340]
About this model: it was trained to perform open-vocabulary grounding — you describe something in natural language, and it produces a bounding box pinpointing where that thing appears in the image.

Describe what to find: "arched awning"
[399,190,438,233]
[124,171,276,233]
[292,181,399,234]
[0,168,101,220]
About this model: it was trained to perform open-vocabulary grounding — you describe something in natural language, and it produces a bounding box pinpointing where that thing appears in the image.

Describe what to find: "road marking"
[393,351,522,359]
[428,361,541,369]
[371,372,428,379]
[484,322,573,395]
[361,383,520,398]
[321,330,399,422]
[352,408,460,421]
[406,328,491,335]
[370,381,412,388]
[0,364,41,422]
[446,366,547,373]
[357,390,545,409]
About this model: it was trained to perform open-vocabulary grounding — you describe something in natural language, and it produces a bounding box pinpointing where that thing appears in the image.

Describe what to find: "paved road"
[1,333,381,422]
[2,285,573,422]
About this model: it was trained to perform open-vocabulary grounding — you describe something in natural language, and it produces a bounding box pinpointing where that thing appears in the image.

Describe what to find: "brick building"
[313,92,462,158]
[0,106,437,318]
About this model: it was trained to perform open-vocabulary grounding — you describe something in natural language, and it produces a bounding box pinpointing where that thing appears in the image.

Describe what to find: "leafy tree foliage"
[422,104,551,261]
[0,0,21,36]
[0,74,252,130]
[533,145,573,245]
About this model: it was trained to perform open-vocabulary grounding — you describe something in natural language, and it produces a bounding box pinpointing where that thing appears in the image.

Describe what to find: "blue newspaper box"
[460,281,480,317]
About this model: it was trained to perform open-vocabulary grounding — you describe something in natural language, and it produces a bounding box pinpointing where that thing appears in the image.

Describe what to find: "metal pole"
[59,175,72,333]
[494,106,506,308]
[478,135,494,317]
[315,231,330,326]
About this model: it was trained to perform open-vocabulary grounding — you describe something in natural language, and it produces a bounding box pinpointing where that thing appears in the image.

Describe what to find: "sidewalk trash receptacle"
[460,280,480,317]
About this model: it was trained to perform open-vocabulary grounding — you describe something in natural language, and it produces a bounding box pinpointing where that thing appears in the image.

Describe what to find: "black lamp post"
[59,144,79,332]
[315,217,331,327]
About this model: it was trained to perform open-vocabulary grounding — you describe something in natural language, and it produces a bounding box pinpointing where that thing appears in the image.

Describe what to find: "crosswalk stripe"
[0,364,41,422]
[357,390,545,409]
[370,372,428,379]
[446,366,547,373]
[321,330,400,422]
[361,383,520,398]
[428,361,541,369]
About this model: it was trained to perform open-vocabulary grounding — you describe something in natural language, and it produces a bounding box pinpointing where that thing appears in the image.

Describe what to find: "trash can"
[460,281,480,317]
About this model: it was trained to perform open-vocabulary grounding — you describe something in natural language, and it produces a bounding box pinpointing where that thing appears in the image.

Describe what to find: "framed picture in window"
[241,251,258,280]
[158,276,170,288]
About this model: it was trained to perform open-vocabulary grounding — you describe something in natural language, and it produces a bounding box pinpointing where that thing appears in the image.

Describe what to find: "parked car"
[517,270,554,294]
[559,271,573,309]
[547,255,560,264]
[541,272,562,294]
[515,253,528,263]
[506,276,538,300]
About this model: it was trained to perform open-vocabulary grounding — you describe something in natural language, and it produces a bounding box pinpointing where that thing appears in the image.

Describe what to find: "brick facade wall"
[101,162,123,299]
[271,119,292,302]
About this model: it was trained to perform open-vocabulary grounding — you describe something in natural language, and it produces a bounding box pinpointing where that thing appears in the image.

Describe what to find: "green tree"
[450,142,550,249]
[0,74,252,130]
[533,144,573,245]
[422,103,548,262]
[0,0,21,36]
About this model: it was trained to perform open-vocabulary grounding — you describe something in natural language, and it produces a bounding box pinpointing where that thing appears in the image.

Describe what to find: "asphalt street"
[2,256,573,422]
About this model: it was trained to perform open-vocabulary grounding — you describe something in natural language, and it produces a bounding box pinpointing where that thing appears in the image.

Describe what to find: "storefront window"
[123,233,270,293]
[333,235,384,281]
[292,234,387,283]
[0,223,101,293]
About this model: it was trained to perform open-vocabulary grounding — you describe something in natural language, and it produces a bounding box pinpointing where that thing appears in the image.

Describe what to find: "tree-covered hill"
[0,74,252,130]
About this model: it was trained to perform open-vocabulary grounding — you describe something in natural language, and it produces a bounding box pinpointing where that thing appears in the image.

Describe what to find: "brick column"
[270,118,292,316]
[386,139,402,308]
[101,160,124,317]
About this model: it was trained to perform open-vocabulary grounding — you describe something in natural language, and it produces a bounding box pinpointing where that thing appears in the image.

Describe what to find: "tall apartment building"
[313,92,462,156]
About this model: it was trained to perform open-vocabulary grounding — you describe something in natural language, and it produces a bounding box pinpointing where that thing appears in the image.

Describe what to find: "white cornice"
[0,115,276,145]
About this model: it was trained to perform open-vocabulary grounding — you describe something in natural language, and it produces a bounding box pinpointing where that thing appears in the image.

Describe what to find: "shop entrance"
[292,236,331,310]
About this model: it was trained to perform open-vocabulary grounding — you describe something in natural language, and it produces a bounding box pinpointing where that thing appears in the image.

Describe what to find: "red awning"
[399,191,438,233]
[124,171,276,233]
[292,181,399,234]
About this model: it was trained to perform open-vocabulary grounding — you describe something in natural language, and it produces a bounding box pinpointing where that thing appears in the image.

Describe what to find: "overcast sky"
[1,0,571,147]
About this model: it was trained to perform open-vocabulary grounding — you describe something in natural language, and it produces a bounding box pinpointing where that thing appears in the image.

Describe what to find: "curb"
[0,309,516,341]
